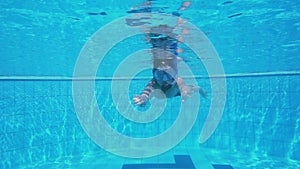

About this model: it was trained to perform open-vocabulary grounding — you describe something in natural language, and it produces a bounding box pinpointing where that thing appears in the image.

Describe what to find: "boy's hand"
[133,95,148,106]
[181,85,207,102]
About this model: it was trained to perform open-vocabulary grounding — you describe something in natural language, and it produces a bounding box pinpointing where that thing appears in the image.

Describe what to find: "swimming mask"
[153,67,177,85]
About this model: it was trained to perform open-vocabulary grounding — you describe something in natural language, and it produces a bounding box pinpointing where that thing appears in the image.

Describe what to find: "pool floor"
[22,147,300,169]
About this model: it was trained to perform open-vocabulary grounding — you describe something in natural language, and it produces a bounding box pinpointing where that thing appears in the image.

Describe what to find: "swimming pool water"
[1,0,300,168]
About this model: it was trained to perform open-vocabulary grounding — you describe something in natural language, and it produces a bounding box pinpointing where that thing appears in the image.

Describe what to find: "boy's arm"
[133,79,155,106]
[177,77,207,102]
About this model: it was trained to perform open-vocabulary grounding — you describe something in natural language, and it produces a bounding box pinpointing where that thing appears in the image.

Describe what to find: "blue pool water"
[1,0,300,169]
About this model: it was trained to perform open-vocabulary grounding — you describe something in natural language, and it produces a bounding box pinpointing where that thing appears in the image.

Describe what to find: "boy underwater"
[133,25,207,106]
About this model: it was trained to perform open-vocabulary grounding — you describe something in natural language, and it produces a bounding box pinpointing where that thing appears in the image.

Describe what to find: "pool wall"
[1,74,299,168]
